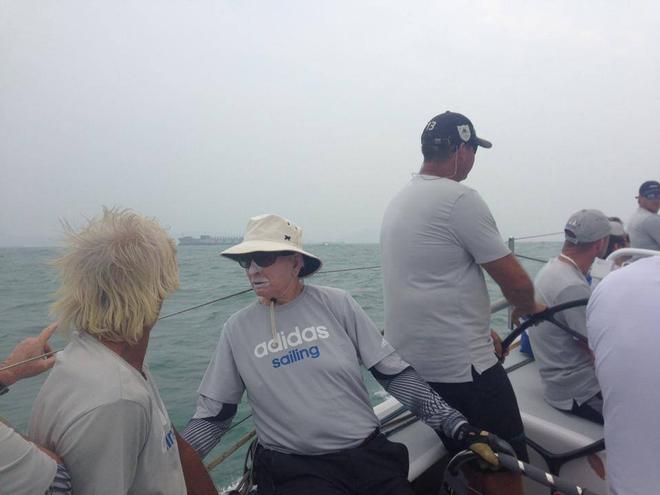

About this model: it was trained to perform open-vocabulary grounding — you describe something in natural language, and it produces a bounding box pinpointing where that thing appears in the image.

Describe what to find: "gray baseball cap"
[564,209,611,244]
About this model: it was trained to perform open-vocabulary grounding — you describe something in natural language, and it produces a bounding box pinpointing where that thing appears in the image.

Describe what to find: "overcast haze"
[1,1,659,246]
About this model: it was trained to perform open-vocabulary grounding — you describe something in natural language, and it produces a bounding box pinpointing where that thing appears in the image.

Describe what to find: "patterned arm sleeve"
[371,353,467,438]
[181,395,238,458]
[45,464,72,495]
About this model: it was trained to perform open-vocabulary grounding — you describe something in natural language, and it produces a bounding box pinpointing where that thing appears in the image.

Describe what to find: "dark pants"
[570,392,604,425]
[254,432,414,495]
[430,363,529,462]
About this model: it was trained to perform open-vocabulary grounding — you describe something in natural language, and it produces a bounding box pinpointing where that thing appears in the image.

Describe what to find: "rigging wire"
[1,258,544,374]
[158,288,253,320]
[159,265,382,320]
[512,231,563,241]
[515,254,548,263]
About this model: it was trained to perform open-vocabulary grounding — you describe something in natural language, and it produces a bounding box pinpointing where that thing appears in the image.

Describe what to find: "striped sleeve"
[182,395,238,458]
[45,463,72,494]
[371,358,467,438]
[181,418,232,458]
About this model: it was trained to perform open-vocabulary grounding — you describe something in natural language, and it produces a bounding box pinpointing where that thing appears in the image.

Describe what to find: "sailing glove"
[453,424,512,468]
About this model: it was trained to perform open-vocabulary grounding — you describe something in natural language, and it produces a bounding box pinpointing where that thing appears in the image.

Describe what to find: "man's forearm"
[482,254,537,313]
[174,430,217,495]
[500,279,536,312]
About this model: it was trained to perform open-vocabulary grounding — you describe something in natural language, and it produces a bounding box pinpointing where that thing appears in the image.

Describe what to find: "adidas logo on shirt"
[254,325,329,358]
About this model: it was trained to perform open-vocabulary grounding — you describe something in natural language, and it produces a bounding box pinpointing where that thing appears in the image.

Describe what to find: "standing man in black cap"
[381,111,545,495]
[628,180,660,252]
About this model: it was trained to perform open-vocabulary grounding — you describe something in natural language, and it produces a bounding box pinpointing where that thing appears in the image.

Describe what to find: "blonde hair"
[51,207,179,345]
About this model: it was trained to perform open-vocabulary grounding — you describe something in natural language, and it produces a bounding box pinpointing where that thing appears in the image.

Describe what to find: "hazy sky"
[2,0,659,245]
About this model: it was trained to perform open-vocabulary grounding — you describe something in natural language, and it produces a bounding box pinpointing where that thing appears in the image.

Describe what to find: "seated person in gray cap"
[183,213,505,495]
[628,180,660,252]
[528,209,611,424]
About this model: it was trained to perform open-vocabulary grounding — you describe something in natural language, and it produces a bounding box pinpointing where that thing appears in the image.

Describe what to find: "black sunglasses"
[236,251,293,269]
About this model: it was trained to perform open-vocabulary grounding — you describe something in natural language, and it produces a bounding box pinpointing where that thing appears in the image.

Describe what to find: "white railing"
[605,247,660,262]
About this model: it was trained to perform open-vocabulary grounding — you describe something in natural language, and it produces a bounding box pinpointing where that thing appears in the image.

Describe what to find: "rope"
[0,350,59,373]
[206,430,256,471]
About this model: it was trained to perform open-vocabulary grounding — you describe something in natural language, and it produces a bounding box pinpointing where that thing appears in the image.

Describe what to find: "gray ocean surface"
[0,242,559,490]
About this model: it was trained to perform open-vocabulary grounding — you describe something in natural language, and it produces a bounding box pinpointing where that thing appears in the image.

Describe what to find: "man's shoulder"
[630,207,657,225]
[305,284,349,301]
[535,259,587,300]
[39,338,152,412]
[397,176,477,200]
[640,210,660,229]
[225,299,262,327]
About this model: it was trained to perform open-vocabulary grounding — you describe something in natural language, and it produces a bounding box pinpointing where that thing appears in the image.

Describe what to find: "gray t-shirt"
[628,207,660,251]
[198,285,394,455]
[528,257,600,410]
[380,175,510,383]
[29,332,186,495]
[0,421,57,495]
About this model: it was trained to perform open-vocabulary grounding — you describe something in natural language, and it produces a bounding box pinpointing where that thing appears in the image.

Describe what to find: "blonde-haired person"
[28,208,216,495]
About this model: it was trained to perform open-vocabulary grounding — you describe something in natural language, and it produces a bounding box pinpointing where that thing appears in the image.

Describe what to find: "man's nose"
[247,260,261,274]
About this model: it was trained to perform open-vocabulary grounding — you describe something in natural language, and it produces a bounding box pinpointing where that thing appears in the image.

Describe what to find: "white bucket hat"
[221,214,322,277]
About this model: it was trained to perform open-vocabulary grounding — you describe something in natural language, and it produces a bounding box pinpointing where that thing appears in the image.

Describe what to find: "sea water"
[0,242,559,490]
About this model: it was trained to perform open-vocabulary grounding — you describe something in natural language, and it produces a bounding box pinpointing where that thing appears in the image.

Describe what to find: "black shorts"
[254,431,414,495]
[429,362,529,462]
[570,392,604,425]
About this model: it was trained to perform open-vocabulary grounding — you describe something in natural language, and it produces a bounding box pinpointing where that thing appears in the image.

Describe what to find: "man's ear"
[596,237,608,256]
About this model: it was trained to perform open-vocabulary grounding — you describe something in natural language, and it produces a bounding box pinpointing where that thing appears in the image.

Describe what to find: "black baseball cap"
[638,180,660,199]
[421,111,492,149]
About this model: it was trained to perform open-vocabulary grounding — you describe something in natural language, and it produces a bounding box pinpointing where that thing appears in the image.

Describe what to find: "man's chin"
[253,286,272,298]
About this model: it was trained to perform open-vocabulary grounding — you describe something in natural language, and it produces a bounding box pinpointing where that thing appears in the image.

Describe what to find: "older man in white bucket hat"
[183,213,505,495]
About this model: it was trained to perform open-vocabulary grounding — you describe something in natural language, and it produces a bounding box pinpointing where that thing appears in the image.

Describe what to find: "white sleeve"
[58,400,149,495]
[451,190,510,264]
[0,422,57,495]
[198,324,246,404]
[644,214,660,245]
[340,293,395,369]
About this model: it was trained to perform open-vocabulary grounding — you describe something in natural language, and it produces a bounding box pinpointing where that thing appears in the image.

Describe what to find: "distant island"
[178,235,242,246]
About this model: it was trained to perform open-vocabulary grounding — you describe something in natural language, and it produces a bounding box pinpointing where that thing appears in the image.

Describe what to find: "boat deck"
[506,350,607,494]
[375,350,608,494]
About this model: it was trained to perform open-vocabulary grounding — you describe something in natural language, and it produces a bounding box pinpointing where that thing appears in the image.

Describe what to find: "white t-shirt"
[587,256,660,495]
[381,175,510,382]
[29,332,186,495]
[627,207,660,251]
[198,285,394,455]
[529,257,599,410]
[0,421,56,495]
